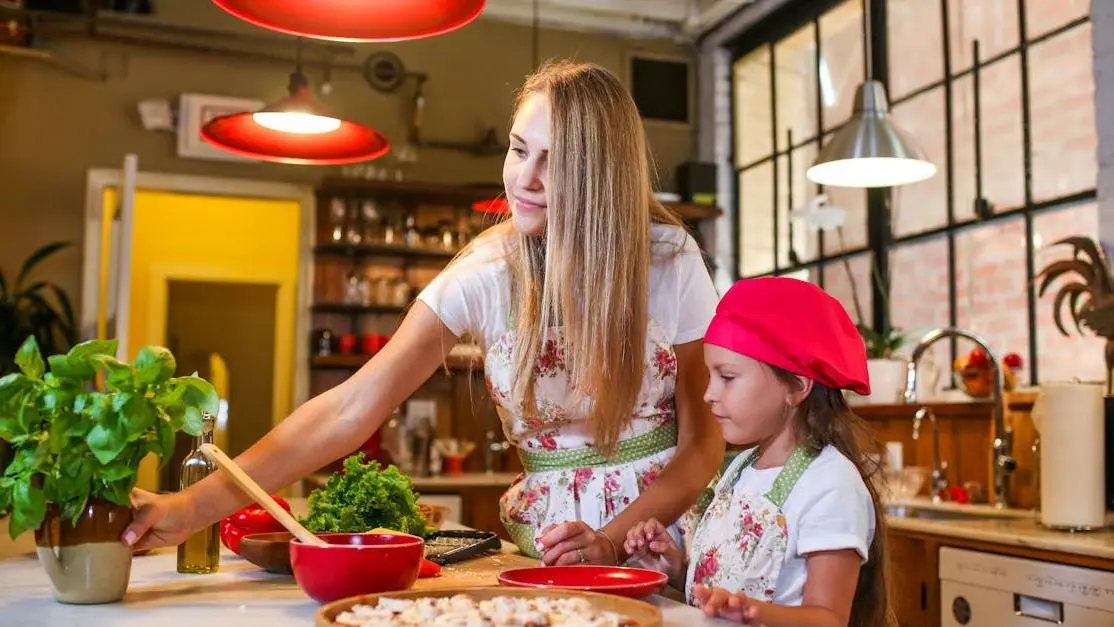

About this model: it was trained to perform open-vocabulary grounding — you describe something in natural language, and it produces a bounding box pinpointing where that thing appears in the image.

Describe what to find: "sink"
[884,503,1036,522]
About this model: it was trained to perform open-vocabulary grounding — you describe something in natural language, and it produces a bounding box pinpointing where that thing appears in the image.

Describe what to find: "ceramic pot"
[34,500,134,604]
[857,358,909,405]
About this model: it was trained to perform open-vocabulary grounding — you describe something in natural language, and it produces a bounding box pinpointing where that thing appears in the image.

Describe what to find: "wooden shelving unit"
[314,242,457,261]
[311,303,407,315]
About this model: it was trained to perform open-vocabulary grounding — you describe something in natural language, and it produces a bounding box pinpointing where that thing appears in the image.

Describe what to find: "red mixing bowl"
[289,532,424,604]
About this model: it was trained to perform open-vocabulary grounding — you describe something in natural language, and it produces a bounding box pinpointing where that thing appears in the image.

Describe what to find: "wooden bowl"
[315,586,663,627]
[239,531,294,575]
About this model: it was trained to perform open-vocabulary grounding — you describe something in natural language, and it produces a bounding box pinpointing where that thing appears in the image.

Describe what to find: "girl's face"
[703,344,809,445]
[503,92,550,237]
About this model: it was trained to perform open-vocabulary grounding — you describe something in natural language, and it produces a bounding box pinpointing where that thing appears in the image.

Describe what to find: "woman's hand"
[623,518,683,581]
[692,585,764,625]
[537,522,618,566]
[121,489,201,552]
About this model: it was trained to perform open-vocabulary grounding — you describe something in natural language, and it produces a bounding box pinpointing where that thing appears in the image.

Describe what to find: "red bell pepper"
[219,496,293,555]
[419,559,442,578]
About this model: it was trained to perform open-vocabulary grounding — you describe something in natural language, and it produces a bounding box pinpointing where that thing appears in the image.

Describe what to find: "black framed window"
[728,0,1099,385]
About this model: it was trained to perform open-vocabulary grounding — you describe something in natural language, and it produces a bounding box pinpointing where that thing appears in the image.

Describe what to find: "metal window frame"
[726,0,1095,384]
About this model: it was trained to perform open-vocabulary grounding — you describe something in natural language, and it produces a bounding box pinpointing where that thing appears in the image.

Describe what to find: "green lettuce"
[300,453,429,536]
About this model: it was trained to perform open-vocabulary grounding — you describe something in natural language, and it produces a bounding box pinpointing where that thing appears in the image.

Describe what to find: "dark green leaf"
[0,373,31,406]
[104,479,132,507]
[86,416,128,465]
[134,346,176,387]
[47,355,95,380]
[174,375,219,416]
[14,241,70,291]
[182,406,204,436]
[14,336,44,380]
[152,382,187,409]
[70,339,119,360]
[0,413,20,440]
[97,463,135,482]
[80,392,113,424]
[155,416,176,465]
[11,480,47,538]
[17,402,41,433]
[0,483,11,515]
[92,355,133,390]
[40,386,74,413]
[120,394,154,442]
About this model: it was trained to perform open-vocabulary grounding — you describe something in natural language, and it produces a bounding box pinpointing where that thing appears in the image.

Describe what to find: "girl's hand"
[622,518,683,581]
[537,522,618,566]
[691,585,764,625]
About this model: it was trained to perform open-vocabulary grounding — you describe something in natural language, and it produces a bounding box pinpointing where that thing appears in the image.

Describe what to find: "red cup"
[290,532,423,604]
[338,334,357,354]
[360,334,377,355]
[443,456,465,476]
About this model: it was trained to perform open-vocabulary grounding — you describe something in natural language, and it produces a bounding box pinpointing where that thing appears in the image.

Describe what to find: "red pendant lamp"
[201,70,390,165]
[211,0,488,43]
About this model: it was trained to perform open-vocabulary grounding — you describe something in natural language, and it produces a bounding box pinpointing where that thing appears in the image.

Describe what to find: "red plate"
[496,566,668,598]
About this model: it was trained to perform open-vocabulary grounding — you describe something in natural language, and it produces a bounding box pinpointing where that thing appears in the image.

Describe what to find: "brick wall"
[699,0,1108,385]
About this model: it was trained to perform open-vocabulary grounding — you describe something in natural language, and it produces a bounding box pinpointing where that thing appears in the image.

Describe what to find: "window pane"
[775,23,819,142]
[891,87,948,236]
[738,163,776,276]
[1030,23,1097,202]
[1033,202,1106,383]
[735,46,773,167]
[954,216,1030,387]
[779,142,820,265]
[820,159,867,255]
[1025,0,1089,39]
[952,56,1024,221]
[948,0,1019,73]
[890,235,952,393]
[812,253,873,328]
[887,0,945,99]
[819,0,864,131]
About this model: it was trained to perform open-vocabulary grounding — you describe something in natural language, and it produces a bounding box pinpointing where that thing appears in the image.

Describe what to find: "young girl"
[121,60,725,568]
[625,276,895,627]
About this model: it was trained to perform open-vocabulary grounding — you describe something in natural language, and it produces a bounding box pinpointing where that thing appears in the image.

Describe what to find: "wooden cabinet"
[886,532,934,627]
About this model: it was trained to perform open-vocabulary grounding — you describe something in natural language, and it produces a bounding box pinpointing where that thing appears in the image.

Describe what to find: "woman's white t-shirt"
[716,445,876,607]
[416,223,720,350]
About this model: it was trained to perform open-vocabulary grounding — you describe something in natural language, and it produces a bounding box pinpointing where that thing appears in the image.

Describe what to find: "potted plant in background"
[0,241,78,475]
[0,335,218,604]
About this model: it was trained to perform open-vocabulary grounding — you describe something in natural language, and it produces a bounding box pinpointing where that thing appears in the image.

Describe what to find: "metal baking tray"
[423,530,502,565]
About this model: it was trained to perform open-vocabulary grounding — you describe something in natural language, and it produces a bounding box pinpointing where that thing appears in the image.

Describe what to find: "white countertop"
[0,519,732,627]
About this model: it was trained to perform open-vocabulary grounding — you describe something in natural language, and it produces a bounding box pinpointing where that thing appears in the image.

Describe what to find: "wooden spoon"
[199,443,328,547]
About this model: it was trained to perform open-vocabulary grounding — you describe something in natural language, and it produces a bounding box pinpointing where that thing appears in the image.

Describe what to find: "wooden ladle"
[199,443,328,547]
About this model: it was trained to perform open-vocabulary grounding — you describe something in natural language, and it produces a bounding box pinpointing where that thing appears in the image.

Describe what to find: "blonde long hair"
[505,60,683,456]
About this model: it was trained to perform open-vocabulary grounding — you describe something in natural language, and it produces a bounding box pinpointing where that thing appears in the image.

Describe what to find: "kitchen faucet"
[913,406,948,502]
[904,327,1016,508]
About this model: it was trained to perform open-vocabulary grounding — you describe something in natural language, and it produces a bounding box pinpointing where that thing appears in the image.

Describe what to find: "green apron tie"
[517,419,678,472]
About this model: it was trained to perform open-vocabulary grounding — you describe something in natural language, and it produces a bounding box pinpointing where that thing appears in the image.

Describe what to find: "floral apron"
[484,320,687,559]
[683,446,818,605]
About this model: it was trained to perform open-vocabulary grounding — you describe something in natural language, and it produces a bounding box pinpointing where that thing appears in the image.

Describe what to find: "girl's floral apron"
[683,447,818,605]
[486,320,684,558]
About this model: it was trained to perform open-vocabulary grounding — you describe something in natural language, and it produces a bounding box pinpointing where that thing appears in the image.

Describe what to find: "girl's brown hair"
[771,368,897,627]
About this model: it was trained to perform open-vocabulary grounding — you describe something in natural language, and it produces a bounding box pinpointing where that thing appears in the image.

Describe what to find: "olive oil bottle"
[177,413,220,574]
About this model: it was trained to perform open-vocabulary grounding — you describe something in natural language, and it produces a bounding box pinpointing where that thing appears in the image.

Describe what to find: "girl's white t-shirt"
[715,445,876,607]
[416,223,720,350]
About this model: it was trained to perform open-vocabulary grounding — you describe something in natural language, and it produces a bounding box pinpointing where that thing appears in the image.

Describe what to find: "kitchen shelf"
[316,177,503,206]
[311,303,407,315]
[314,242,457,261]
[311,353,482,372]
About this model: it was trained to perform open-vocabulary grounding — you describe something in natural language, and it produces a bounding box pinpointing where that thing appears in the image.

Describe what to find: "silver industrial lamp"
[806,2,936,188]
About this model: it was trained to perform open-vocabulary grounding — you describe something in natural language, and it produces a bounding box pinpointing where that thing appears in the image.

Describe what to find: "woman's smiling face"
[503,91,550,236]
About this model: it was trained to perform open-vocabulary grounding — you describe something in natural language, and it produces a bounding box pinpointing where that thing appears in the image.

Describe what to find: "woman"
[121,60,725,566]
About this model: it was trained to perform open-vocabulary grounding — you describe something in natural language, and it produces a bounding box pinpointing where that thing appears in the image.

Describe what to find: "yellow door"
[98,187,301,491]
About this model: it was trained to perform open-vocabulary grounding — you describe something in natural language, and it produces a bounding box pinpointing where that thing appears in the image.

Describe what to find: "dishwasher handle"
[1014,593,1065,624]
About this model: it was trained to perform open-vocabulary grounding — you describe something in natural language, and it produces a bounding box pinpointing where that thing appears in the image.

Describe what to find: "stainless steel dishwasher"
[940,547,1114,625]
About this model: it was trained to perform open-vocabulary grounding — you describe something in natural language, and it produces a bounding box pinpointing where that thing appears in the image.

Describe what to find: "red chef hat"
[704,277,871,396]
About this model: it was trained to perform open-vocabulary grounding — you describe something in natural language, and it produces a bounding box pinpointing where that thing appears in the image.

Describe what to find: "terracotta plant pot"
[34,500,134,604]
